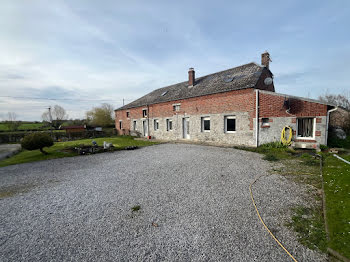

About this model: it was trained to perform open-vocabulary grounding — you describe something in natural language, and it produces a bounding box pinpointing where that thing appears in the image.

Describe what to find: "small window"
[119,120,122,129]
[262,118,269,127]
[166,119,173,131]
[126,111,130,118]
[133,120,137,131]
[173,104,180,111]
[225,116,236,133]
[142,109,147,117]
[201,117,210,132]
[297,118,315,138]
[154,119,159,131]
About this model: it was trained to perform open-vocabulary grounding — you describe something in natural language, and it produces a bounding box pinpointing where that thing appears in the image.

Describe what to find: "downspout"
[326,106,338,145]
[255,89,259,147]
[147,104,150,138]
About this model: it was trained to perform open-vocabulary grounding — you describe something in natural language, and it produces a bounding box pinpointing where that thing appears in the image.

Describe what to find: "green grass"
[0,136,158,167]
[0,123,49,131]
[286,206,327,252]
[323,154,350,259]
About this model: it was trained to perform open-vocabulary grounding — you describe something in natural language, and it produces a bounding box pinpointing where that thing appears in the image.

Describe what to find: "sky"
[0,0,349,121]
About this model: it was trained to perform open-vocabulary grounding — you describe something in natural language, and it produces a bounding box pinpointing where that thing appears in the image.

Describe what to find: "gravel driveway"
[0,144,325,261]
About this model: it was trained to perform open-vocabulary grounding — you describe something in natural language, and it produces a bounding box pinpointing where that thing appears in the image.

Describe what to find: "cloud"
[0,0,349,120]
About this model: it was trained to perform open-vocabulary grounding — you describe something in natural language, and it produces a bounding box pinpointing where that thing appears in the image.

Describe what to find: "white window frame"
[201,117,210,132]
[154,119,159,131]
[224,116,236,133]
[172,103,181,112]
[133,120,137,131]
[126,111,130,118]
[296,117,316,140]
[142,109,147,118]
[166,119,173,131]
[261,118,270,127]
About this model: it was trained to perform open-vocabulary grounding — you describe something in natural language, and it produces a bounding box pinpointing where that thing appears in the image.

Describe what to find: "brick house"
[115,52,336,148]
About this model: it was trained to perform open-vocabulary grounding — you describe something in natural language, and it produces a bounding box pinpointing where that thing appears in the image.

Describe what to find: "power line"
[0,95,135,102]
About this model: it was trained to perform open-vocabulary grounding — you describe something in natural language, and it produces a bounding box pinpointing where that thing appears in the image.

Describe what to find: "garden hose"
[250,175,298,262]
[281,126,293,146]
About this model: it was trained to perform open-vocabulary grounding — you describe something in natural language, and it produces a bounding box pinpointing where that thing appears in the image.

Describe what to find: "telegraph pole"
[48,107,53,137]
[123,98,125,106]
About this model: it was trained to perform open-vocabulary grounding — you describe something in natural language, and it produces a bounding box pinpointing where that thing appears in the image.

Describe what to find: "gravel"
[0,143,326,261]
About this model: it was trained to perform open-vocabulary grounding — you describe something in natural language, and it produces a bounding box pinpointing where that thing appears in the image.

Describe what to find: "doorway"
[183,118,190,139]
[143,120,148,137]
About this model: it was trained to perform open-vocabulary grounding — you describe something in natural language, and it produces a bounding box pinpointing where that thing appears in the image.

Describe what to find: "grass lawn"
[0,136,158,167]
[322,153,350,259]
[0,123,48,131]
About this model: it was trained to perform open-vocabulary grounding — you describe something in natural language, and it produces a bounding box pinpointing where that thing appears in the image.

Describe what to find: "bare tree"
[318,93,350,110]
[4,112,21,131]
[42,105,68,129]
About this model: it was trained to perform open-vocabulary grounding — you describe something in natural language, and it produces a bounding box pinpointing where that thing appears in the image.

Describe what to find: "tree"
[86,103,114,127]
[318,93,350,110]
[4,112,21,131]
[21,133,54,154]
[319,93,350,134]
[42,105,68,129]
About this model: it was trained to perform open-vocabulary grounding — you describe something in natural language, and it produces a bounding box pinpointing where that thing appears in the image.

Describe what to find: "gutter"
[326,106,338,145]
[255,89,259,147]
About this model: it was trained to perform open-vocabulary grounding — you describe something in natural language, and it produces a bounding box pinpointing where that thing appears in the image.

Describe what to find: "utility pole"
[48,107,53,137]
[123,98,124,106]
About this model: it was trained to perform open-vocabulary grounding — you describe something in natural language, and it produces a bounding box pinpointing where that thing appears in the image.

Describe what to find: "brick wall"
[115,88,256,134]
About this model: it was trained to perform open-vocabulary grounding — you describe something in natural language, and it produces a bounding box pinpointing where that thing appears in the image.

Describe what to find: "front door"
[143,120,148,137]
[183,118,190,139]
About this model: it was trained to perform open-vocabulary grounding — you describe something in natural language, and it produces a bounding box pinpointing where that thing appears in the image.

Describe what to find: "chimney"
[188,68,195,87]
[261,52,271,69]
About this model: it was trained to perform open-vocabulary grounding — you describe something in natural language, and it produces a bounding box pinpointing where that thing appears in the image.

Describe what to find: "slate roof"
[117,62,267,110]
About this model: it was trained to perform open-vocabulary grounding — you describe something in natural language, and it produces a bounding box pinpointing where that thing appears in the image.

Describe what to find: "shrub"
[21,133,54,154]
[320,144,328,151]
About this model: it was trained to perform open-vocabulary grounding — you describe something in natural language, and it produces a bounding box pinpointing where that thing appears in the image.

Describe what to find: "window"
[173,104,180,111]
[225,116,236,133]
[261,118,269,127]
[154,119,159,131]
[297,118,315,138]
[126,111,130,118]
[142,109,147,117]
[201,117,210,132]
[119,120,123,129]
[133,120,137,131]
[166,119,173,131]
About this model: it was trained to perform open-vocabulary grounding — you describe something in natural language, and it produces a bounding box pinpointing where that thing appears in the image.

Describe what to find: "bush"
[320,144,328,151]
[21,133,54,154]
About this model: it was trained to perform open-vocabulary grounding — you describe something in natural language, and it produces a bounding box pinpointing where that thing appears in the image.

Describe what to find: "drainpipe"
[255,90,259,147]
[326,106,337,145]
[147,104,150,138]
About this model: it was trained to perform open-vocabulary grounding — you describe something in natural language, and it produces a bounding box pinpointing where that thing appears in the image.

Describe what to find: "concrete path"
[0,144,326,261]
[0,144,21,161]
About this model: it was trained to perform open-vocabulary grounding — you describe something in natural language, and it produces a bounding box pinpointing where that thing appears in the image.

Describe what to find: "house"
[115,52,336,149]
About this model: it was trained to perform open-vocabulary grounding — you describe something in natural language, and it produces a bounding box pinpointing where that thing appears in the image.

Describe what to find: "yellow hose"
[281,126,293,146]
[250,175,298,262]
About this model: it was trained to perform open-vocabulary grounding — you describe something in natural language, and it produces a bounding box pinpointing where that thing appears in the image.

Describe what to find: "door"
[143,120,148,137]
[183,118,190,139]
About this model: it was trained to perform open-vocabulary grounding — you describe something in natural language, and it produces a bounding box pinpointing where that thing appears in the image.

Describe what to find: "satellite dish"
[223,75,234,83]
[264,77,273,85]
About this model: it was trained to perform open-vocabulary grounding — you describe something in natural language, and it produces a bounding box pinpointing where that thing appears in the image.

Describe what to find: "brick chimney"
[188,68,195,87]
[261,52,271,69]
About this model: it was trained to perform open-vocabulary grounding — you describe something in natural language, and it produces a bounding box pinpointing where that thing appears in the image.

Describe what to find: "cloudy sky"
[0,0,349,121]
